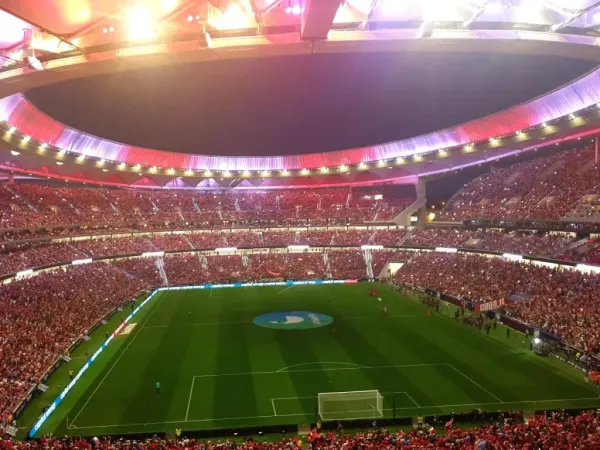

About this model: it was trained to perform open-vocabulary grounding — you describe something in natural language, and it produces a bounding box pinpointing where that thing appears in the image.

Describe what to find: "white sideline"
[69,293,166,428]
[68,396,600,430]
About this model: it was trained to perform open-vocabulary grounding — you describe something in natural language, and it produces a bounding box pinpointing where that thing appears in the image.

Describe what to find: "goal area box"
[317,390,384,421]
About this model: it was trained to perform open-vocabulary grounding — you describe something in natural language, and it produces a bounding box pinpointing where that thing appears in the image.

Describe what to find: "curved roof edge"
[2,30,600,171]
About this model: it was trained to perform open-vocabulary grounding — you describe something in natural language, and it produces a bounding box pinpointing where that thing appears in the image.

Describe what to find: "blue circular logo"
[253,311,333,330]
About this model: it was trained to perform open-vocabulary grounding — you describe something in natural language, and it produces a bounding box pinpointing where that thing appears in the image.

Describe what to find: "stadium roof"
[3,0,600,188]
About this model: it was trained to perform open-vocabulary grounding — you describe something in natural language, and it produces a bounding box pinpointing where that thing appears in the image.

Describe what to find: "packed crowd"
[0,184,415,230]
[3,410,600,449]
[559,237,600,265]
[0,228,410,276]
[405,228,574,257]
[394,252,600,353]
[0,264,149,424]
[0,226,585,278]
[439,145,600,222]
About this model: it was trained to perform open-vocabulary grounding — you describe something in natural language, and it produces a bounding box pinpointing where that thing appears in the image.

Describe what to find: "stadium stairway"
[155,257,169,285]
[551,237,589,259]
[363,250,374,279]
[398,229,415,246]
[323,252,333,279]
[192,197,201,212]
[4,185,38,212]
[182,234,195,249]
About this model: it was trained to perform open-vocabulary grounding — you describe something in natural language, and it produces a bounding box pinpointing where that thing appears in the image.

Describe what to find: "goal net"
[317,390,384,421]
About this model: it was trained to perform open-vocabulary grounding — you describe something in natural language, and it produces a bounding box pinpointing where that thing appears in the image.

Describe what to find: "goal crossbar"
[317,390,383,421]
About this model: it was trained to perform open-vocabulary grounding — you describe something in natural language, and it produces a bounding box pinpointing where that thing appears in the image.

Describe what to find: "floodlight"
[534,337,541,345]
[127,5,155,41]
[26,56,43,71]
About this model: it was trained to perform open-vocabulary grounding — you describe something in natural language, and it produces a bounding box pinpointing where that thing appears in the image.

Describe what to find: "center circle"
[253,311,333,330]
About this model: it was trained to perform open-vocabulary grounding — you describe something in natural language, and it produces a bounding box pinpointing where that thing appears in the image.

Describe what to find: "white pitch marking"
[404,391,420,408]
[69,293,166,427]
[193,362,446,378]
[276,285,294,295]
[68,396,600,430]
[276,361,366,373]
[446,364,503,403]
[185,376,196,421]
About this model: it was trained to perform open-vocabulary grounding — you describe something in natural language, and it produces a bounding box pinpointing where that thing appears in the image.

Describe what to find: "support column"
[301,0,343,41]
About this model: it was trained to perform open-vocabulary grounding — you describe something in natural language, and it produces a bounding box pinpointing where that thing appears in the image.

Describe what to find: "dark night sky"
[25,52,595,157]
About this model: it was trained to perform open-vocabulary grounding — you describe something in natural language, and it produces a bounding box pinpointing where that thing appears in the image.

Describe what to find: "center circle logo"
[253,311,333,330]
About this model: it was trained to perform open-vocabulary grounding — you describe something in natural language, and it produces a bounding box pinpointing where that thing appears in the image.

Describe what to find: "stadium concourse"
[1,410,600,449]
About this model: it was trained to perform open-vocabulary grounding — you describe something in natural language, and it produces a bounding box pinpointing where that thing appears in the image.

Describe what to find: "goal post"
[317,390,384,421]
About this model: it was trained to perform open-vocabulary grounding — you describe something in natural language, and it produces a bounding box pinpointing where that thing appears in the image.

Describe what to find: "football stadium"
[5,0,600,448]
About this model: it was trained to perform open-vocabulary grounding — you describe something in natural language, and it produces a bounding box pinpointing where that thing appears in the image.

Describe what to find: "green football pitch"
[25,283,600,437]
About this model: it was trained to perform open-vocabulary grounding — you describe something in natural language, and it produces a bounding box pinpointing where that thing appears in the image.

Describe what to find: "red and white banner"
[475,298,505,312]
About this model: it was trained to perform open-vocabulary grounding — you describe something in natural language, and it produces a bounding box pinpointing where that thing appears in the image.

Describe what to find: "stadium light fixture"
[569,114,577,120]
[339,165,348,172]
[281,169,290,176]
[301,168,310,175]
[7,126,16,134]
[184,169,193,176]
[261,170,270,176]
[22,135,31,143]
[39,143,47,149]
[77,154,85,162]
[541,122,548,127]
[489,137,498,144]
[396,157,405,164]
[320,166,329,173]
[58,149,67,156]
[127,5,155,41]
[515,130,523,136]
[358,162,368,170]
[149,166,158,173]
[413,154,423,162]
[120,163,127,170]
[210,3,253,30]
[204,170,212,176]
[223,170,232,177]
[377,160,386,167]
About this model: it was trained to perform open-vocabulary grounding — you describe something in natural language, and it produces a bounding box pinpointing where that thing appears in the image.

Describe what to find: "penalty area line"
[68,396,600,430]
[445,364,503,403]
